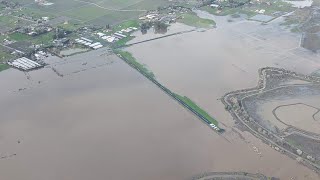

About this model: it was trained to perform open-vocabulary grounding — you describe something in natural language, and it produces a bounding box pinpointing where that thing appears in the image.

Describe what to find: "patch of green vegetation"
[32,31,55,46]
[174,94,219,127]
[124,0,171,10]
[0,50,14,62]
[286,138,304,149]
[115,50,155,78]
[0,63,10,72]
[0,34,6,42]
[0,3,5,10]
[201,0,294,18]
[281,7,311,31]
[176,0,198,8]
[58,22,82,31]
[62,5,111,22]
[231,13,241,18]
[0,15,20,28]
[9,32,31,41]
[8,31,55,46]
[261,0,294,15]
[113,36,135,47]
[290,26,301,33]
[12,7,56,20]
[201,6,249,16]
[178,12,215,28]
[281,18,300,26]
[311,69,320,77]
[98,0,142,9]
[114,49,222,132]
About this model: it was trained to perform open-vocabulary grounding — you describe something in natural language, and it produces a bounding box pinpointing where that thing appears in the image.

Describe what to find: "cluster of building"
[34,0,54,6]
[8,57,44,71]
[141,6,188,23]
[17,24,53,36]
[95,27,137,43]
[75,37,103,49]
[33,50,48,60]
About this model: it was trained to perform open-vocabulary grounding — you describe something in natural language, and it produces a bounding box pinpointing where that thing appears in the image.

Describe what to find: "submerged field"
[124,15,320,178]
[1,1,320,179]
[0,48,318,180]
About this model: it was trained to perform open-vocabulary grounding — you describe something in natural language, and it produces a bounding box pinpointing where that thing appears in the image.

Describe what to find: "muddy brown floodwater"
[125,20,320,179]
[0,23,319,179]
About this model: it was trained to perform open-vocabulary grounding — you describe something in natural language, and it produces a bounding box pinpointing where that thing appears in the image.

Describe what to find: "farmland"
[11,0,173,26]
[200,0,294,17]
[178,12,216,28]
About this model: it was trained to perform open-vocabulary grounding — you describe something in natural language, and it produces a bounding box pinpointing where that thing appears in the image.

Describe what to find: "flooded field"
[1,8,320,178]
[60,48,89,56]
[0,48,318,179]
[125,17,320,179]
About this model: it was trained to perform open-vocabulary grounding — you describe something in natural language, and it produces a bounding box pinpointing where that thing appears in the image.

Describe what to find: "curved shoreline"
[221,67,320,174]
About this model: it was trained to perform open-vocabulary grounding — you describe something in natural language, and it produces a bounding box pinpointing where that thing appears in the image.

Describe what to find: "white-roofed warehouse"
[8,57,44,71]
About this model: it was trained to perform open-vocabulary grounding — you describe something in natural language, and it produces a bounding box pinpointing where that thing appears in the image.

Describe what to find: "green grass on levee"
[115,50,155,79]
[174,94,219,126]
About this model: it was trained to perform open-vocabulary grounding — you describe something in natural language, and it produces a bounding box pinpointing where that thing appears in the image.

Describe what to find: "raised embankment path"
[115,52,224,133]
[116,29,196,48]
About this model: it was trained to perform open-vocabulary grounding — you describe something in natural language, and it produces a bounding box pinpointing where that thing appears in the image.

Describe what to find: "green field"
[9,32,31,41]
[0,15,33,29]
[12,7,56,20]
[8,32,55,46]
[87,10,142,26]
[10,0,173,27]
[0,64,10,72]
[113,36,135,47]
[178,13,216,28]
[0,49,14,62]
[97,0,144,9]
[57,21,82,31]
[26,0,88,13]
[62,5,111,22]
[201,0,294,17]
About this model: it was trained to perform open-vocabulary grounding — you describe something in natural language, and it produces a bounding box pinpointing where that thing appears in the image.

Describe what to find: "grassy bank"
[174,94,219,127]
[0,64,10,72]
[115,50,155,79]
[113,36,135,47]
[115,50,222,132]
[178,13,216,28]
